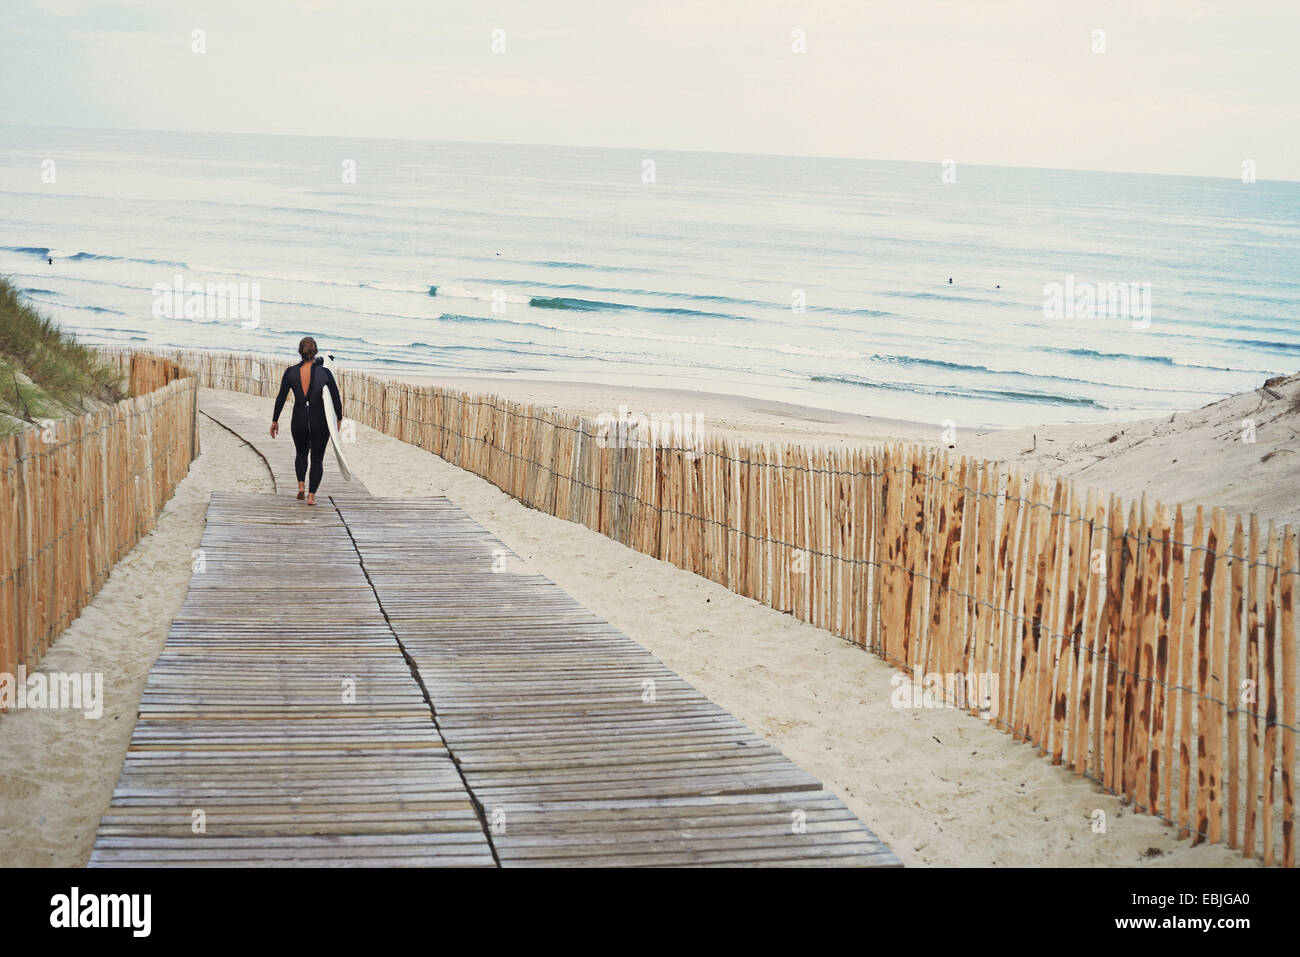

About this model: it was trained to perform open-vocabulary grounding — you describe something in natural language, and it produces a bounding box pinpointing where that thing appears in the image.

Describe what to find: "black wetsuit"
[271,358,344,494]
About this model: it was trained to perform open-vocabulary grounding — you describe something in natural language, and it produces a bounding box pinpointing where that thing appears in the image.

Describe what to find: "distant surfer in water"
[270,336,344,505]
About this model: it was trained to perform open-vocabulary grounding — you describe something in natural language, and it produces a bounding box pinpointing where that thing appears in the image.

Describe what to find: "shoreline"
[360,368,983,447]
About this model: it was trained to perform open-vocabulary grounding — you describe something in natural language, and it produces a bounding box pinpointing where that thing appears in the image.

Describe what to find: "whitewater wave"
[811,374,1109,409]
[20,293,125,315]
[527,294,756,321]
[430,285,762,322]
[1227,338,1300,353]
[431,285,531,305]
[1040,346,1251,374]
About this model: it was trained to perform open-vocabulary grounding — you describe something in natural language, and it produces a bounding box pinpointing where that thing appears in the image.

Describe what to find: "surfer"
[269,336,344,505]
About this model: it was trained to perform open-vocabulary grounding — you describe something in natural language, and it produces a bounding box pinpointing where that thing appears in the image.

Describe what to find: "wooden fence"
[0,355,200,699]
[108,346,1297,866]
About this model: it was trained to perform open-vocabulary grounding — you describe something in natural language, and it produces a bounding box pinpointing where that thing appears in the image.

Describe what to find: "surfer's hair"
[298,337,318,361]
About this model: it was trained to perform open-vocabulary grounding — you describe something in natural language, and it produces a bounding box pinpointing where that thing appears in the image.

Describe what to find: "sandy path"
[0,416,272,866]
[215,387,1251,867]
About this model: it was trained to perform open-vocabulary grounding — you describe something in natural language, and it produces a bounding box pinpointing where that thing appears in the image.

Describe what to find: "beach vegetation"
[0,275,124,435]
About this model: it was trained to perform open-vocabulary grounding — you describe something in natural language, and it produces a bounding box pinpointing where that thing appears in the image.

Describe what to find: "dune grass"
[0,276,125,435]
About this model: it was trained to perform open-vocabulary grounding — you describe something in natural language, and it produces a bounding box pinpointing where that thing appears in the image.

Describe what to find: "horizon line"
[5,122,1296,186]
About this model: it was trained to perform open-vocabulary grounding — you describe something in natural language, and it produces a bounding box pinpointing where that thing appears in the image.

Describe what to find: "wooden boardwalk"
[90,493,493,866]
[92,396,898,865]
[92,491,898,866]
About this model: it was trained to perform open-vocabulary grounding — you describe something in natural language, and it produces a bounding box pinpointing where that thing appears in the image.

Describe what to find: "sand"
[957,371,1300,527]
[372,371,935,448]
[6,370,1291,868]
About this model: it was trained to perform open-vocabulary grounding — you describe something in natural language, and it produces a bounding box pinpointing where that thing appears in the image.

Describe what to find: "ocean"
[2,125,1297,429]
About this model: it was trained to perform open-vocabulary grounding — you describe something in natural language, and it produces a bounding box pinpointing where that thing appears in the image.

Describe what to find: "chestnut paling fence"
[100,348,1300,865]
[1,354,199,701]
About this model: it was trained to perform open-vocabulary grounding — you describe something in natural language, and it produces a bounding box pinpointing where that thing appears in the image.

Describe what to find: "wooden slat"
[1120,498,1145,804]
[1227,516,1245,847]
[1281,525,1296,868]
[1073,491,1104,776]
[1193,509,1220,843]
[1207,508,1228,843]
[1013,473,1043,742]
[1035,478,1065,752]
[1164,509,1185,821]
[1142,503,1169,811]
[1244,514,1261,858]
[1178,506,1206,840]
[1263,523,1280,865]
[997,468,1024,735]
[1103,497,1130,791]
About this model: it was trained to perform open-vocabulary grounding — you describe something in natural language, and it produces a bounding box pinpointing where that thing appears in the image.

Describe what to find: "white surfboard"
[320,355,354,482]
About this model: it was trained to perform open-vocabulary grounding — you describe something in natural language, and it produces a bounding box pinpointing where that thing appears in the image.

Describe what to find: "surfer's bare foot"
[306,493,316,506]
[297,484,305,500]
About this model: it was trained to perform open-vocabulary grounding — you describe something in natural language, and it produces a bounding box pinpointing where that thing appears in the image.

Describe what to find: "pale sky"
[2,0,1297,179]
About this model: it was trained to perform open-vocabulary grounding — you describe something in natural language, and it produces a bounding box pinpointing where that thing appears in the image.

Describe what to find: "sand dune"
[960,371,1300,527]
